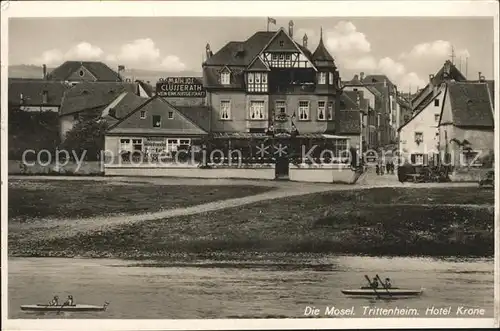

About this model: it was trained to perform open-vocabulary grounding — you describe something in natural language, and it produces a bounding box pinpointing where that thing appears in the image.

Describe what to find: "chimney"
[205,43,212,59]
[478,72,486,81]
[443,60,451,76]
[118,65,125,80]
[288,20,294,38]
[360,72,365,81]
[303,33,308,48]
[42,64,47,79]
[353,74,359,81]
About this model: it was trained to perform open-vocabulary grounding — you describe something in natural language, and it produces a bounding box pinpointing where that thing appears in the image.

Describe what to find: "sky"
[8,17,494,93]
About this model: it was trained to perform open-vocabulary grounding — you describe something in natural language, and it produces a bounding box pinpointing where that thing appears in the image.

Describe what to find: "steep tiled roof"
[107,96,207,135]
[342,91,360,110]
[59,82,137,116]
[175,106,211,132]
[204,32,275,66]
[101,92,148,126]
[136,80,155,97]
[363,75,394,87]
[8,78,69,106]
[204,29,317,68]
[448,82,493,127]
[312,35,335,63]
[344,74,363,86]
[47,61,122,82]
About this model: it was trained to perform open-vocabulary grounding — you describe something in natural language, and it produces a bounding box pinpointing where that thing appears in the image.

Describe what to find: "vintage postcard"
[1,1,499,330]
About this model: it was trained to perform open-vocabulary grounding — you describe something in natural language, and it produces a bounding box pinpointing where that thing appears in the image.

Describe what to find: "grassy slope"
[9,187,494,258]
[8,180,274,221]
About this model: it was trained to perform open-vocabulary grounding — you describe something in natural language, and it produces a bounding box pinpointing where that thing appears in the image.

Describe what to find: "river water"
[8,256,494,319]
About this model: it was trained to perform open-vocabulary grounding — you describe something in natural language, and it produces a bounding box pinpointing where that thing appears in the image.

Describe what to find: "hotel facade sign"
[156,77,206,98]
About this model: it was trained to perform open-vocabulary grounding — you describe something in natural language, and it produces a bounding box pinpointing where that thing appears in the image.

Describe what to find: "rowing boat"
[341,288,423,297]
[20,302,109,312]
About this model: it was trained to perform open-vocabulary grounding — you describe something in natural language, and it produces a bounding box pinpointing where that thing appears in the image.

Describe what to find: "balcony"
[271,83,316,94]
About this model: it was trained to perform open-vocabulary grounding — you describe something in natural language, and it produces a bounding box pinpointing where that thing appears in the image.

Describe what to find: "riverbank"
[9,186,494,258]
[8,179,274,221]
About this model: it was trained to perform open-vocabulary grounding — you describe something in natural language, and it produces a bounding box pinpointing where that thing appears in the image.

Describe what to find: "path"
[8,175,481,241]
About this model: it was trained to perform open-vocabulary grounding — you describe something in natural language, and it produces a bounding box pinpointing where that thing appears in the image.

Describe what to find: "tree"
[59,113,109,161]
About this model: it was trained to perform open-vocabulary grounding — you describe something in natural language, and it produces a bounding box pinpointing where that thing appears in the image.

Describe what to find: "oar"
[56,302,66,315]
[364,274,380,299]
[376,274,392,298]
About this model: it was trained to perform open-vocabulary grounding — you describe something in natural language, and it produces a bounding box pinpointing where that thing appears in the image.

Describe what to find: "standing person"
[384,278,392,288]
[371,277,379,289]
[375,164,380,175]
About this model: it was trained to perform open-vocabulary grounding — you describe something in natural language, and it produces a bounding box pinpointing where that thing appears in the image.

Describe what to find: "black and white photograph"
[1,1,498,330]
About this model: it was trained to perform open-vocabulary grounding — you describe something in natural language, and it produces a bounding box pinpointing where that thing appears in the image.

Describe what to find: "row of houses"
[398,60,494,169]
[8,25,495,180]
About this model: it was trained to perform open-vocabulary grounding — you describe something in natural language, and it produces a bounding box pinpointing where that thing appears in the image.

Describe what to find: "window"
[271,54,278,61]
[276,100,286,114]
[79,70,84,77]
[132,139,143,151]
[140,111,146,119]
[377,114,381,127]
[221,71,231,85]
[279,54,284,60]
[318,72,327,84]
[152,115,161,128]
[168,111,174,119]
[317,101,326,120]
[42,91,48,104]
[279,40,284,47]
[247,72,267,92]
[434,99,440,107]
[327,102,333,120]
[414,132,423,143]
[249,100,265,120]
[435,114,440,122]
[220,100,231,120]
[411,153,425,165]
[298,101,310,120]
[329,72,334,85]
[120,139,131,151]
[166,138,191,153]
[285,54,292,61]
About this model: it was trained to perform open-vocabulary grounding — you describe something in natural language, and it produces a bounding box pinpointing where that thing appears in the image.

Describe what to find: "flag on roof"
[268,17,276,25]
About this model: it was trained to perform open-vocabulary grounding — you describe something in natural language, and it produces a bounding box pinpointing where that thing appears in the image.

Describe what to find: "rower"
[371,277,379,288]
[63,295,74,306]
[384,278,392,288]
[48,295,59,306]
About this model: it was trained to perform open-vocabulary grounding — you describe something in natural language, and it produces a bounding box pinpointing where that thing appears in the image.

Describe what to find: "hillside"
[8,65,202,84]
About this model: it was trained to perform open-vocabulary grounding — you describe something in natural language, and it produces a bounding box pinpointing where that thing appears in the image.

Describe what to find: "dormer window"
[318,72,327,84]
[220,70,231,85]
